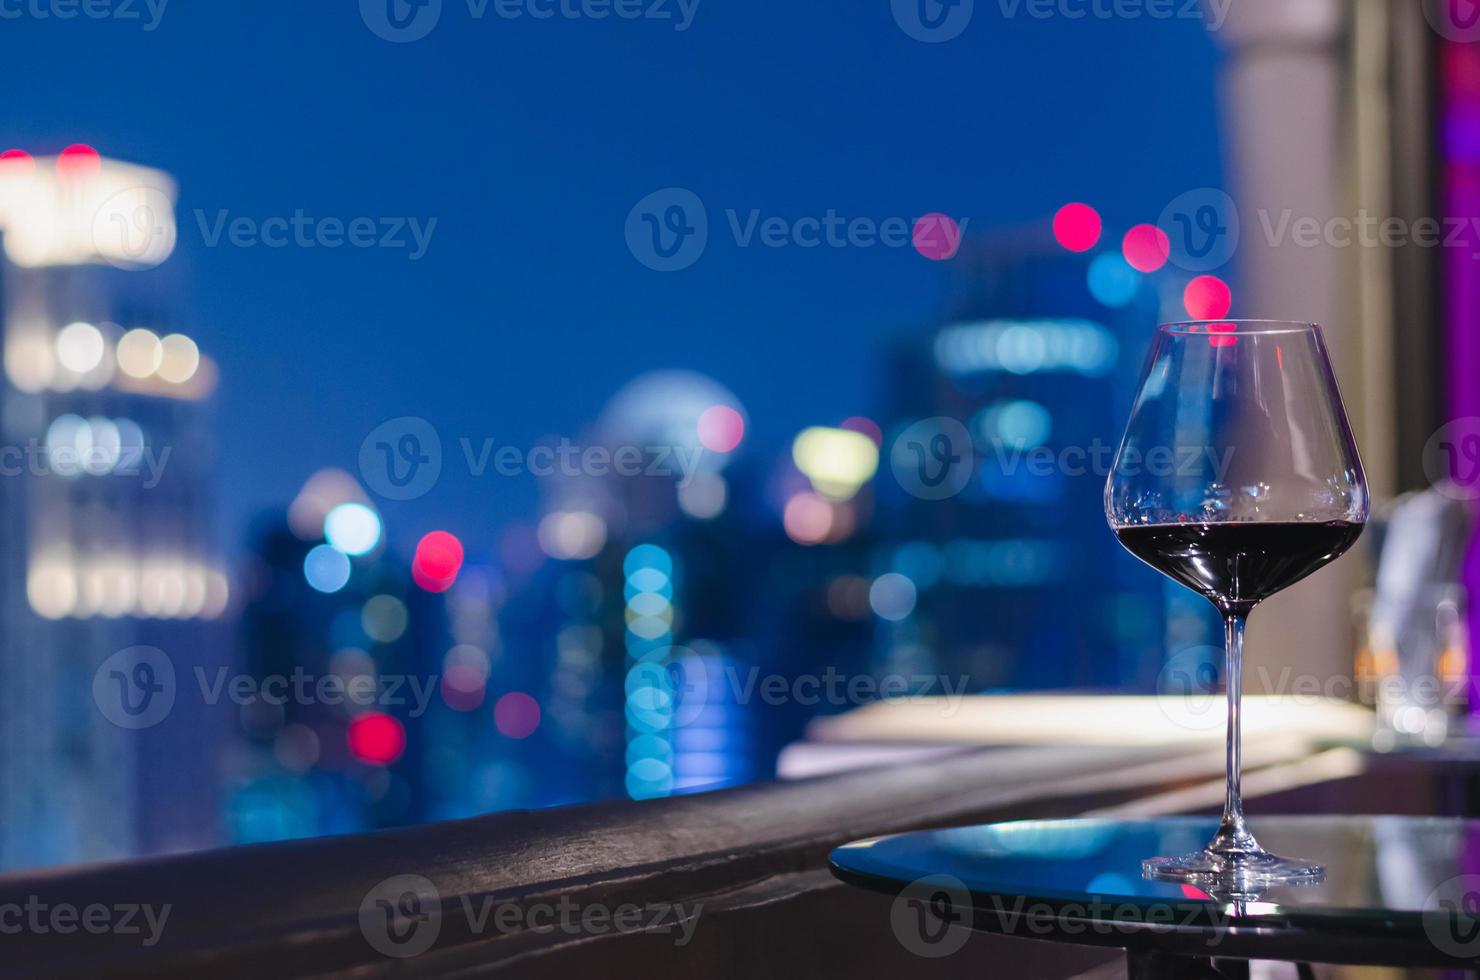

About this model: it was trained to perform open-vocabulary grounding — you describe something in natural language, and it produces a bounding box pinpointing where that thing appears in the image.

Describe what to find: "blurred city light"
[0,150,177,268]
[56,143,101,178]
[696,404,745,453]
[289,469,369,541]
[157,333,200,384]
[537,510,607,560]
[624,544,676,800]
[677,473,727,520]
[791,426,879,500]
[494,692,541,739]
[934,319,1118,377]
[413,530,465,592]
[361,594,408,643]
[28,549,228,620]
[869,573,918,621]
[347,713,406,766]
[839,416,883,445]
[1121,223,1170,273]
[304,545,352,593]
[55,321,104,373]
[977,399,1052,451]
[1087,253,1140,308]
[782,491,834,545]
[324,503,383,556]
[116,328,164,378]
[1052,202,1101,252]
[1183,275,1232,320]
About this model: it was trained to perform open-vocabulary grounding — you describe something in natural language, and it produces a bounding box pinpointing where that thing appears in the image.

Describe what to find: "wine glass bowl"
[1106,320,1368,885]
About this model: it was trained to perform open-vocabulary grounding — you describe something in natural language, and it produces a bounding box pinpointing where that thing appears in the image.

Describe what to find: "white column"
[1213,0,1363,687]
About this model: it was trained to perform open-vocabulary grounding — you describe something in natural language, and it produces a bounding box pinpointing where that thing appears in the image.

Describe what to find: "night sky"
[3,1,1224,557]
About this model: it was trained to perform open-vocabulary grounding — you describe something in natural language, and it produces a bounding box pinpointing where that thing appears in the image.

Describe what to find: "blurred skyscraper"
[233,471,460,841]
[0,147,227,869]
[875,231,1213,694]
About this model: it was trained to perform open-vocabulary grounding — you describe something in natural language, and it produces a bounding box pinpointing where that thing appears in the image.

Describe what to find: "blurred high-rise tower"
[0,146,227,870]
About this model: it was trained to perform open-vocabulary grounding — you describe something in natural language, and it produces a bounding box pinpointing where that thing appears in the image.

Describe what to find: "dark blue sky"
[4,1,1223,556]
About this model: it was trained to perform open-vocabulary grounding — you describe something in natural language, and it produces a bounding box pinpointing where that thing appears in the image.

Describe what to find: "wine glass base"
[1143,849,1324,887]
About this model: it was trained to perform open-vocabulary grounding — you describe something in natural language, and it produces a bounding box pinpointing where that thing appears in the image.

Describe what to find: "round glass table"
[829,816,1480,976]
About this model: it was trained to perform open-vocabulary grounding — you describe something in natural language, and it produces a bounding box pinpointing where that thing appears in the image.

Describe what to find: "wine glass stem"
[1214,612,1258,856]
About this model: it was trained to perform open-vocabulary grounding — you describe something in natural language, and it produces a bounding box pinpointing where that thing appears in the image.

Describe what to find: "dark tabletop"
[829,816,1480,967]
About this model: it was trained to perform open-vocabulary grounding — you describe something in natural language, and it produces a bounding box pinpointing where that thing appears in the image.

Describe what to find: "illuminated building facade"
[0,147,227,869]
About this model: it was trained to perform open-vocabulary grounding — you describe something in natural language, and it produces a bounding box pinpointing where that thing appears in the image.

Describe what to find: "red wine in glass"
[1106,321,1368,885]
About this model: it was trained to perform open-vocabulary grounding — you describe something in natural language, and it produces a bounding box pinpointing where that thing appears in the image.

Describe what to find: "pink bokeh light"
[1052,202,1101,253]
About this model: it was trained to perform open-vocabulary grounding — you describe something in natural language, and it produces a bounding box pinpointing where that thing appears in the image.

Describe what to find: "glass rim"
[1158,319,1320,337]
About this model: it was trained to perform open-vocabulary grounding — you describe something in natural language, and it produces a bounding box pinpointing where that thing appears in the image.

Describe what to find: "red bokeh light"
[1183,275,1232,320]
[697,405,745,453]
[1206,322,1238,348]
[347,712,405,766]
[413,530,464,593]
[1121,224,1170,273]
[56,143,101,179]
[1052,203,1101,253]
[494,692,541,739]
[0,149,34,177]
[840,416,882,446]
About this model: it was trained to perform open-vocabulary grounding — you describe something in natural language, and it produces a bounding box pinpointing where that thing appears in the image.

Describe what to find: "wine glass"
[1106,320,1368,884]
